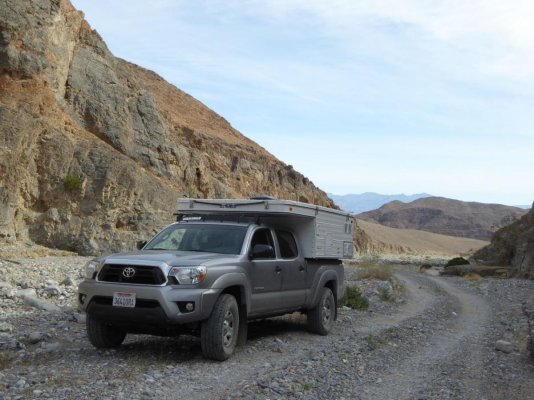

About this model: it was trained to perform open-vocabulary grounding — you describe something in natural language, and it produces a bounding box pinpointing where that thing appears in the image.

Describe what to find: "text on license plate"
[112,292,136,308]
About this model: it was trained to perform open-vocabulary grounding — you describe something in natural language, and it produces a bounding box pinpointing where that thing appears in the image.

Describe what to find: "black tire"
[86,315,126,348]
[307,286,335,335]
[201,294,240,361]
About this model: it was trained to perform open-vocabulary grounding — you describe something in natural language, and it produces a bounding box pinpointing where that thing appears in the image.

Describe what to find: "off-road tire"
[86,315,126,348]
[307,286,335,335]
[201,294,240,361]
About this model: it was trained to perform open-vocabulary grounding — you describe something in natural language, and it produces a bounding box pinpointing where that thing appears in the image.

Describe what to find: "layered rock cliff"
[474,203,534,277]
[0,0,333,254]
[358,197,526,240]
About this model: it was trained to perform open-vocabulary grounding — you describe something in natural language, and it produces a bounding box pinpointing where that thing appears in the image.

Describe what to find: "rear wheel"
[307,286,335,335]
[201,294,239,361]
[86,315,126,348]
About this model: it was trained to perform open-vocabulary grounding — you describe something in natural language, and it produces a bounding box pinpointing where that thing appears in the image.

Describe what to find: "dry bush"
[357,265,393,281]
[354,254,393,280]
[340,286,369,309]
[463,272,482,281]
[378,287,394,302]
[419,263,432,272]
[445,257,470,268]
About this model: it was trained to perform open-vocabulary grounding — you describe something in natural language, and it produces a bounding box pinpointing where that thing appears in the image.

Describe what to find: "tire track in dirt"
[361,270,491,399]
[160,269,493,399]
[197,269,452,400]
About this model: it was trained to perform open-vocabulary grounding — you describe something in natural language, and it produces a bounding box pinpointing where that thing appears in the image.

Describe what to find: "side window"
[275,230,298,259]
[250,228,275,258]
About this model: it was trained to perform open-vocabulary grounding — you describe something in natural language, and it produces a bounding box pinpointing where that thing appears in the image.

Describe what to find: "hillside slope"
[474,202,534,277]
[0,0,332,254]
[357,197,526,240]
[355,219,488,258]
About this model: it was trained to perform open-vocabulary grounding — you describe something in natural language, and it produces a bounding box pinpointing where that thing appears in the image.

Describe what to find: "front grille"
[97,264,166,285]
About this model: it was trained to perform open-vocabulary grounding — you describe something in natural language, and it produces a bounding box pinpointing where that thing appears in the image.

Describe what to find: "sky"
[71,0,533,206]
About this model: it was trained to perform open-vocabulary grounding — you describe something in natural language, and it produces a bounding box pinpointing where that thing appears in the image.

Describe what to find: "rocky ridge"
[0,0,332,255]
[357,196,527,241]
[474,202,534,277]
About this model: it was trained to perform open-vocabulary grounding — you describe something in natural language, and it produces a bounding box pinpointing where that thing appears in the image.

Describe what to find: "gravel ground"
[1,253,534,400]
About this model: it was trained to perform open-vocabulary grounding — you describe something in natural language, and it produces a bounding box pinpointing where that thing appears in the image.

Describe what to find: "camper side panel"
[314,211,354,259]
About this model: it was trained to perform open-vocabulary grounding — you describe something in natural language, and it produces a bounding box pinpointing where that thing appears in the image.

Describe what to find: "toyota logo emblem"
[122,267,136,278]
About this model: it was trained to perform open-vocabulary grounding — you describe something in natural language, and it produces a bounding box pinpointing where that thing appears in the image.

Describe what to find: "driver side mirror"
[249,244,275,259]
[136,240,147,250]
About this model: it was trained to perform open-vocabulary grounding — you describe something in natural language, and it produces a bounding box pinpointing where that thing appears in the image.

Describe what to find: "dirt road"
[1,258,534,399]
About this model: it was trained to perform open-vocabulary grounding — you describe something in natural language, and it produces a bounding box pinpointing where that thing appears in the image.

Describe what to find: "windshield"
[144,224,247,255]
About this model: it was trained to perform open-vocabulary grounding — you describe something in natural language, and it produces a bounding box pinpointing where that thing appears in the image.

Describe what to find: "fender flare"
[308,269,338,308]
[211,272,252,313]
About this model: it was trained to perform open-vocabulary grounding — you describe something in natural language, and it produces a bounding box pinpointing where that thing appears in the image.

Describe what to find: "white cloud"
[208,0,534,81]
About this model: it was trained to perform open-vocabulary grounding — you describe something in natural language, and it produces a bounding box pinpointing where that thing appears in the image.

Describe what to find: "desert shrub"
[392,278,406,293]
[378,287,394,302]
[357,265,392,281]
[340,286,369,309]
[358,253,380,268]
[365,333,385,350]
[445,257,470,268]
[63,174,82,192]
[463,272,482,281]
[419,263,432,272]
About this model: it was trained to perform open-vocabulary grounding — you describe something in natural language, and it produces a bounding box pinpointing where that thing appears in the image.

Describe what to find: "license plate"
[112,292,136,308]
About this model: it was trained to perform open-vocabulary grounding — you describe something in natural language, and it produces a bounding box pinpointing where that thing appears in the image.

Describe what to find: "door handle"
[299,265,305,272]
[275,266,281,274]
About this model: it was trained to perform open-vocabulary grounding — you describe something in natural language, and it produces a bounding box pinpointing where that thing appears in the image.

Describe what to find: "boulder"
[22,294,61,312]
[495,340,514,354]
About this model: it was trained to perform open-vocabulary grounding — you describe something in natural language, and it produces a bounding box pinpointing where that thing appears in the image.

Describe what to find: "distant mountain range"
[357,196,528,240]
[329,192,432,214]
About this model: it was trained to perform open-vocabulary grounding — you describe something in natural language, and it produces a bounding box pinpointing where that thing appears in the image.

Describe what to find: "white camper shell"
[176,198,354,259]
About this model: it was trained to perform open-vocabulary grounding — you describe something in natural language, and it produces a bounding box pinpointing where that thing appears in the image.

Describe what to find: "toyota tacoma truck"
[78,198,354,360]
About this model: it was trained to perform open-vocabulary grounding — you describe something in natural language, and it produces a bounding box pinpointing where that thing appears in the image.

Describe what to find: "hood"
[100,250,240,266]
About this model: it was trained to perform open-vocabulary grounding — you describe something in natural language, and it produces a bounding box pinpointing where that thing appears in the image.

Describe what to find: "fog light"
[79,294,87,305]
[177,301,195,313]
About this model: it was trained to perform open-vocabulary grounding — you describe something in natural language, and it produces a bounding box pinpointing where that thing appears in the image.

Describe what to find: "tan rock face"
[474,203,534,277]
[0,0,333,254]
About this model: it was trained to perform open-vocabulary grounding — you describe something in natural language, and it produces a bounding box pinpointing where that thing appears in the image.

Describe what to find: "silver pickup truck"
[78,198,353,360]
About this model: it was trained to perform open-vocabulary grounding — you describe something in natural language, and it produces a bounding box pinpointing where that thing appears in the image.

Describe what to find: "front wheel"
[86,315,126,348]
[201,294,240,361]
[307,286,336,335]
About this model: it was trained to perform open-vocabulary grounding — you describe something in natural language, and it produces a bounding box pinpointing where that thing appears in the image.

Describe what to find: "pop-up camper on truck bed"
[79,197,354,360]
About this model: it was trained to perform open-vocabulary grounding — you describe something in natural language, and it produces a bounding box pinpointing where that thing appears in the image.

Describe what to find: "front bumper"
[78,280,221,325]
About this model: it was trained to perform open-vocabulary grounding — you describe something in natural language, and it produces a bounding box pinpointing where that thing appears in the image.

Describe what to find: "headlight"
[84,260,100,279]
[168,266,206,284]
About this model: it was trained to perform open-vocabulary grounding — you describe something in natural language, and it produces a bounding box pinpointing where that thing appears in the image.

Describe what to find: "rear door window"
[275,230,298,259]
